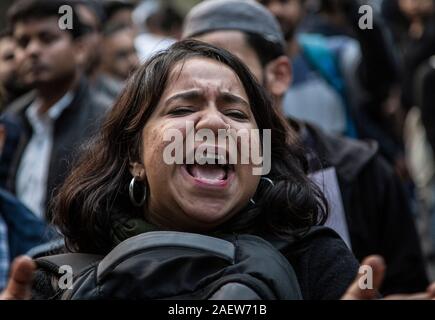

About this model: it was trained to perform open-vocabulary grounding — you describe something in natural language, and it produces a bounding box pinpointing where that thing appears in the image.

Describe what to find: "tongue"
[190,165,226,180]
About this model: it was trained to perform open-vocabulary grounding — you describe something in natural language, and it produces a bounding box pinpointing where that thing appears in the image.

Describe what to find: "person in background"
[0,123,56,291]
[0,29,28,111]
[260,0,407,178]
[404,56,435,280]
[75,0,106,83]
[94,23,139,102]
[103,0,136,32]
[382,0,435,111]
[1,40,435,301]
[183,0,430,294]
[0,0,107,219]
[254,0,352,136]
[134,0,181,62]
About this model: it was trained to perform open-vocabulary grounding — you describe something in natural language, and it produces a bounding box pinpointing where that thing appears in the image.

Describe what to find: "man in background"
[94,23,139,101]
[183,0,429,295]
[1,0,107,219]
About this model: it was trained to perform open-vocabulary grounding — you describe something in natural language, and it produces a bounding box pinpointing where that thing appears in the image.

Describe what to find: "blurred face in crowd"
[194,30,291,104]
[101,28,139,80]
[108,8,135,31]
[13,17,82,88]
[76,4,102,75]
[257,0,305,40]
[0,36,18,91]
[398,0,435,20]
[130,57,260,231]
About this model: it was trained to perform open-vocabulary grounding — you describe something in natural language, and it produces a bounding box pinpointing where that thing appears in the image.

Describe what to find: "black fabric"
[32,227,358,300]
[34,232,304,300]
[382,0,435,111]
[278,226,359,300]
[0,118,22,189]
[0,77,108,217]
[302,123,429,295]
[351,2,404,164]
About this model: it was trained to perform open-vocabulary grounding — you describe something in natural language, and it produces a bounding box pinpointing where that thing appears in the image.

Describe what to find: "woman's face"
[132,57,261,231]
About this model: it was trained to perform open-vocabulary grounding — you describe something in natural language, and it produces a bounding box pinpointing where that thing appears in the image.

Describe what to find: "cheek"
[142,121,185,183]
[240,167,260,197]
[119,60,129,72]
[142,126,169,174]
[49,42,76,67]
[15,53,26,73]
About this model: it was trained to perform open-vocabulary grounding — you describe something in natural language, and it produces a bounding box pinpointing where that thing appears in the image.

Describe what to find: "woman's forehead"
[164,57,247,96]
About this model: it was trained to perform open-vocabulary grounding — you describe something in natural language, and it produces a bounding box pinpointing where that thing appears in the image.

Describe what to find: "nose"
[25,39,41,59]
[195,107,228,134]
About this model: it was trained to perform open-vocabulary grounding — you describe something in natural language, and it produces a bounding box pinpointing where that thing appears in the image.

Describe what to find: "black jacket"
[302,123,429,295]
[0,78,108,217]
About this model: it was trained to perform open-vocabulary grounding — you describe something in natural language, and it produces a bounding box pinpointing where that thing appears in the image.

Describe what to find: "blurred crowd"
[1,0,435,297]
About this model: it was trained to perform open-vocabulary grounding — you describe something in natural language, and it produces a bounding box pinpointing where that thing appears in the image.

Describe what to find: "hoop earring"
[129,176,147,207]
[250,176,275,205]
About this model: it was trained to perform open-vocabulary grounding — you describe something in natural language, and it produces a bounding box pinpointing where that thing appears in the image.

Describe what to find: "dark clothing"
[92,74,123,104]
[382,0,435,111]
[0,188,55,261]
[0,78,107,216]
[281,227,359,300]
[0,117,22,191]
[302,123,429,295]
[31,227,359,300]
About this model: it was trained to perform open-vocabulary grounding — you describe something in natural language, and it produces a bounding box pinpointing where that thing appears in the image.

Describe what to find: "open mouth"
[182,155,235,187]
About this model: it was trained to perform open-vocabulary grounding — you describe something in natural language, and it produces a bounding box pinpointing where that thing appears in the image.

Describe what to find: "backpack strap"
[34,231,236,279]
[36,253,103,275]
[97,231,235,279]
[34,231,303,300]
[26,238,65,259]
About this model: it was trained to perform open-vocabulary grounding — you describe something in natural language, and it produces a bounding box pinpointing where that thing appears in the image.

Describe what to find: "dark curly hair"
[51,39,328,254]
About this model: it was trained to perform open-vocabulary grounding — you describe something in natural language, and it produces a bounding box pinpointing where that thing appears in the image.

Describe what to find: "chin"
[180,200,235,228]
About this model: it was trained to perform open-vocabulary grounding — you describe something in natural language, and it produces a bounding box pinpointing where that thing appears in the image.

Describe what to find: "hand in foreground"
[0,256,36,300]
[342,255,435,300]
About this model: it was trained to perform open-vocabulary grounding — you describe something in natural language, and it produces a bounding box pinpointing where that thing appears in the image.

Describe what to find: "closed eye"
[225,110,249,120]
[168,107,195,117]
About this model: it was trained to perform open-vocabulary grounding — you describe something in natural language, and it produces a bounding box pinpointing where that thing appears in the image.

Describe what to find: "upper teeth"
[197,154,226,164]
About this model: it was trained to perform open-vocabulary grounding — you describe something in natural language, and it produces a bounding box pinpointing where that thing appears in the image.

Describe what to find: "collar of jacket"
[3,76,90,132]
[110,215,157,246]
[301,122,379,184]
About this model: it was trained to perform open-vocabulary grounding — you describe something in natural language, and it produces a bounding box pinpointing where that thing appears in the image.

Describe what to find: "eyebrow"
[217,92,250,108]
[165,90,204,105]
[165,90,250,108]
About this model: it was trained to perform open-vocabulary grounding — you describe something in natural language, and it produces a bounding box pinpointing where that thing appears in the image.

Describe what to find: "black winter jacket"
[302,123,429,295]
